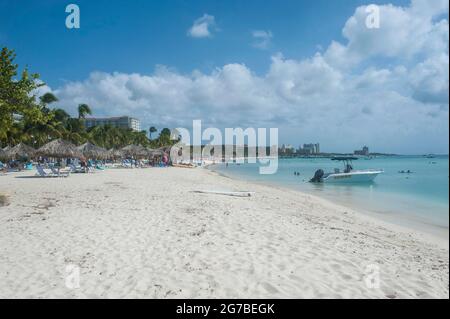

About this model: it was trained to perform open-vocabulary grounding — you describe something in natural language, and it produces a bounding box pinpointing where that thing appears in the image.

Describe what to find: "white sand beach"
[0,167,448,298]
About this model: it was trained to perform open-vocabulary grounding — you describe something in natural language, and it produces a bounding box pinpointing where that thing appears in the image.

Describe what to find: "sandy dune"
[0,167,448,298]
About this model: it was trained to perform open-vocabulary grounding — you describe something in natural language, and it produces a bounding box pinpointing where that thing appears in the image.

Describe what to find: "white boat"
[310,157,383,183]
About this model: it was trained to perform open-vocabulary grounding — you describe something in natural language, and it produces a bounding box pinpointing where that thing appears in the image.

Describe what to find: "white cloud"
[324,0,449,68]
[251,30,273,49]
[409,53,449,104]
[44,0,448,154]
[410,0,449,18]
[187,14,216,38]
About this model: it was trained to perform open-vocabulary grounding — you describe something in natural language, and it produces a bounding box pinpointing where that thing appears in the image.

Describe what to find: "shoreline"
[0,167,448,298]
[205,166,449,247]
[207,163,450,241]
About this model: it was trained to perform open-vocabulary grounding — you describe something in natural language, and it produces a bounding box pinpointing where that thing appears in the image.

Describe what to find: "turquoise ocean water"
[210,156,449,233]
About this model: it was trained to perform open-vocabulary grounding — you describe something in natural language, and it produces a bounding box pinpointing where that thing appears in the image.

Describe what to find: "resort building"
[354,146,369,156]
[280,144,295,152]
[298,143,320,155]
[280,144,295,155]
[83,116,141,132]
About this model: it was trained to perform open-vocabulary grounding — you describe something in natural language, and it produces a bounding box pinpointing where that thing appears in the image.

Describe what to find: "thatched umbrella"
[6,143,36,160]
[120,145,149,158]
[0,148,7,161]
[157,146,171,154]
[37,139,83,158]
[2,146,10,158]
[77,142,108,160]
[146,148,164,157]
[108,148,124,160]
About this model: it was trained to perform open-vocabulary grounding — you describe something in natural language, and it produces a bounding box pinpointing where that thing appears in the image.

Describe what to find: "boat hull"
[322,171,382,183]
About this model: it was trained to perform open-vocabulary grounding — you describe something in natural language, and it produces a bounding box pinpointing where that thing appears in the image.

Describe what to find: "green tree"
[149,126,157,139]
[155,128,171,147]
[53,109,71,124]
[0,47,45,146]
[160,128,170,137]
[1,46,178,151]
[40,92,58,105]
[77,103,92,119]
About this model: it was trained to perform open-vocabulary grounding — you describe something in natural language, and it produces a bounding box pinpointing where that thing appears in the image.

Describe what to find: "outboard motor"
[310,169,324,183]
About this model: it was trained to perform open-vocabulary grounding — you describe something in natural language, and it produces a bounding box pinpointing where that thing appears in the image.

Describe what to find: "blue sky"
[1,0,408,87]
[0,0,448,154]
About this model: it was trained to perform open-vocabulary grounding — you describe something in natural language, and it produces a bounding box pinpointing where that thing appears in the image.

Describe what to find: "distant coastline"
[277,153,449,159]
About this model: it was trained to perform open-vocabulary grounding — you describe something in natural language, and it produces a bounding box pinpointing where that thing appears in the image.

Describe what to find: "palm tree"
[1,46,180,150]
[40,92,58,105]
[156,128,171,146]
[38,92,58,115]
[77,104,92,119]
[135,130,150,146]
[149,126,157,139]
[53,108,70,125]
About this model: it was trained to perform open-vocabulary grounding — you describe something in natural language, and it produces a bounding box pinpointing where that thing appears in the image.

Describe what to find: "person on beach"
[80,158,87,173]
[162,154,169,167]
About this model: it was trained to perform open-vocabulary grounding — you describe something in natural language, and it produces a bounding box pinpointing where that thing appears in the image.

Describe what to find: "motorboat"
[310,157,383,183]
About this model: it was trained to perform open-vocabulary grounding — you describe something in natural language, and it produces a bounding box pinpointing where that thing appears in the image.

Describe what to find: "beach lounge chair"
[35,165,58,178]
[122,160,132,168]
[86,166,95,173]
[50,166,70,177]
[69,164,78,173]
[69,164,85,173]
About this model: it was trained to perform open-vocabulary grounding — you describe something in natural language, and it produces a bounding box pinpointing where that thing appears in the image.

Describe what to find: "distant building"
[315,143,320,154]
[354,146,369,156]
[279,144,295,155]
[84,116,141,132]
[298,143,320,155]
[281,144,293,151]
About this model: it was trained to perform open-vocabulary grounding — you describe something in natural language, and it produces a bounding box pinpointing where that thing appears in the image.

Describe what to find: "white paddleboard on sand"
[194,190,254,197]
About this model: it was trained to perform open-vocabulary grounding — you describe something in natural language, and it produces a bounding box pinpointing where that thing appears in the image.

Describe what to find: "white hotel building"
[83,116,141,132]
